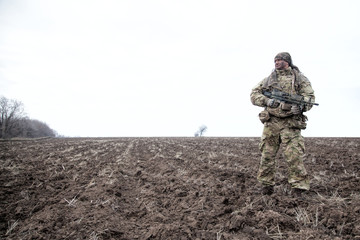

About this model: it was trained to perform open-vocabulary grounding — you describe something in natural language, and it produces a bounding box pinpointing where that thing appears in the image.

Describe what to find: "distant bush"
[11,118,57,138]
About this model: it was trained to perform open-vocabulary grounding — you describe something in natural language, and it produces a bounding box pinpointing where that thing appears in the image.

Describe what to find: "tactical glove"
[303,96,312,104]
[266,99,279,108]
[291,105,302,115]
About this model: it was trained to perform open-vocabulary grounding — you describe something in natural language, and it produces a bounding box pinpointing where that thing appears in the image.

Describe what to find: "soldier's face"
[274,59,289,70]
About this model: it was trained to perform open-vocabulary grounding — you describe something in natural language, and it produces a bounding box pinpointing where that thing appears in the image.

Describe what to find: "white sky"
[1,0,359,137]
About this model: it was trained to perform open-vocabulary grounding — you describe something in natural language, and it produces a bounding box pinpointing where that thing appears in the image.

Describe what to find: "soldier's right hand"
[267,99,280,108]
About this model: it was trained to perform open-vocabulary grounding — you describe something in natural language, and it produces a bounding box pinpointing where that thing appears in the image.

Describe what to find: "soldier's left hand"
[291,105,302,115]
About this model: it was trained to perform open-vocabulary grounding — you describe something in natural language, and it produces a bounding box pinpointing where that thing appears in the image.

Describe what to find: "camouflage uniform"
[250,55,315,190]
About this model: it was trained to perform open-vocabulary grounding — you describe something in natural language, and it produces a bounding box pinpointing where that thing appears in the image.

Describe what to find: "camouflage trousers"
[258,116,310,190]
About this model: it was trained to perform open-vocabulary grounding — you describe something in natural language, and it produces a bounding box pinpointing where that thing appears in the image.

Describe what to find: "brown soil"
[1,137,359,239]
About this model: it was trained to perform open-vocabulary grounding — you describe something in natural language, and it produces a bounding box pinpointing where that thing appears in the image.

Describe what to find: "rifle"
[263,89,319,107]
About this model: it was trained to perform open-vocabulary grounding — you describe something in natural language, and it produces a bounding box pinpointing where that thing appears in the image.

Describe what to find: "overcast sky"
[1,0,359,137]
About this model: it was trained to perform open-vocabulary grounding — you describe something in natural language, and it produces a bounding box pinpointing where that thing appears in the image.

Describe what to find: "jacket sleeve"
[250,78,269,107]
[298,74,315,112]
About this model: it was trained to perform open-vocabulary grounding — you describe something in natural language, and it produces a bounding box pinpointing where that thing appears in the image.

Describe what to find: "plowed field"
[1,137,359,239]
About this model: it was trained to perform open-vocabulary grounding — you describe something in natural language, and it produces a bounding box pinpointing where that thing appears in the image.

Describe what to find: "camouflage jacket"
[250,67,315,118]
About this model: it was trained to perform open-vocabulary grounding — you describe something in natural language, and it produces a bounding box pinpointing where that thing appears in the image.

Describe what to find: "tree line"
[0,96,57,139]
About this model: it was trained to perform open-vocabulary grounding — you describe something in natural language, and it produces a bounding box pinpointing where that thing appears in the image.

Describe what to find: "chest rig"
[263,68,301,118]
[263,68,301,94]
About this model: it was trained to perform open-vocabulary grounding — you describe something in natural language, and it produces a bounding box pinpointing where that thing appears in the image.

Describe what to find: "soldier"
[250,52,316,195]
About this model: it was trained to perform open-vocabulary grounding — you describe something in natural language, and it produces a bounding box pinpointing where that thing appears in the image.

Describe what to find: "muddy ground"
[1,137,359,239]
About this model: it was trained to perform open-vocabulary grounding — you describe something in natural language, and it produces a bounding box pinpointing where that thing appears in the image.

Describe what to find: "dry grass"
[6,220,19,236]
[295,207,319,227]
[64,193,79,207]
[316,189,350,207]
[266,224,284,239]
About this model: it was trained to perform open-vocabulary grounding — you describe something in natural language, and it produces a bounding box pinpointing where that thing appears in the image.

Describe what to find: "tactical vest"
[263,68,301,118]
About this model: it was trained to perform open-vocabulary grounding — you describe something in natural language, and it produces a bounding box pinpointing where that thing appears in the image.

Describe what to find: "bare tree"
[0,96,57,139]
[194,125,207,137]
[0,96,25,139]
